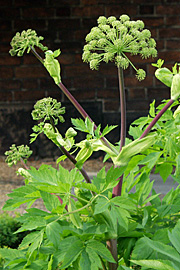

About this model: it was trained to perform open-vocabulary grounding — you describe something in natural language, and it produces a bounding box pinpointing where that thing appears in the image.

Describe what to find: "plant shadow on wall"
[1,15,180,270]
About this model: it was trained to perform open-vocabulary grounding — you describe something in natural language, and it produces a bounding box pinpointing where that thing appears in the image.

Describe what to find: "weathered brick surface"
[0,0,180,154]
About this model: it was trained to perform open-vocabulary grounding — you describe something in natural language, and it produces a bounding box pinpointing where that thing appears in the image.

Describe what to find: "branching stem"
[140,99,174,139]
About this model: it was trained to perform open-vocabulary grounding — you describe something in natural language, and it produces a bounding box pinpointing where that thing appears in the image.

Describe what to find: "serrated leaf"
[101,124,118,136]
[168,220,180,253]
[15,217,46,233]
[60,239,84,269]
[46,221,62,248]
[71,118,87,132]
[139,152,161,169]
[131,259,176,270]
[0,248,25,260]
[40,191,60,212]
[68,198,82,228]
[87,239,116,263]
[79,250,91,270]
[94,197,110,215]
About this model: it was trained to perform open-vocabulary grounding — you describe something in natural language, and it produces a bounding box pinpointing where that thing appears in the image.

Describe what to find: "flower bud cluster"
[82,15,157,80]
[5,144,32,167]
[31,97,65,126]
[9,29,48,57]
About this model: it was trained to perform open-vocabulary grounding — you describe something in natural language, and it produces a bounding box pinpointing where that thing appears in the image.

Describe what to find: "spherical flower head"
[136,69,146,81]
[9,29,48,57]
[82,14,157,80]
[32,97,65,125]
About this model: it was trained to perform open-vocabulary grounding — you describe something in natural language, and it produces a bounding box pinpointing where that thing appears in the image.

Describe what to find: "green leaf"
[94,197,110,215]
[0,248,25,260]
[71,118,88,132]
[171,73,180,100]
[115,134,157,166]
[111,196,136,211]
[86,247,102,270]
[15,217,46,233]
[149,99,156,117]
[87,239,116,263]
[129,125,142,139]
[168,220,180,253]
[157,163,173,182]
[79,250,91,270]
[143,236,180,263]
[44,49,61,84]
[40,191,60,212]
[139,152,161,169]
[68,198,82,228]
[131,259,177,270]
[101,124,118,137]
[46,221,62,248]
[155,67,173,87]
[60,239,84,269]
[27,229,44,257]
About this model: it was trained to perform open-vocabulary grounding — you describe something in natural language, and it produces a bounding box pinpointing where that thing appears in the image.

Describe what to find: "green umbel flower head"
[9,29,48,57]
[82,15,157,80]
[5,144,32,167]
[31,97,65,125]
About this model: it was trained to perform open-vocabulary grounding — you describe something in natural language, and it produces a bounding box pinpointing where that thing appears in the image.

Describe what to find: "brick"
[143,17,164,27]
[22,80,39,90]
[0,67,13,78]
[0,31,14,43]
[0,0,12,6]
[0,80,21,90]
[22,7,55,18]
[59,54,75,65]
[159,28,180,39]
[14,89,45,101]
[104,100,120,112]
[124,75,153,88]
[166,40,180,50]
[64,64,92,77]
[166,16,180,26]
[73,75,103,89]
[48,19,81,30]
[15,66,47,78]
[14,20,46,31]
[0,44,11,54]
[139,5,154,15]
[0,20,11,31]
[147,87,170,100]
[156,5,180,15]
[23,55,39,65]
[158,51,180,62]
[14,0,45,6]
[46,89,62,100]
[49,0,80,5]
[72,6,104,17]
[126,100,149,112]
[64,89,96,101]
[97,88,119,99]
[0,8,20,19]
[60,41,82,53]
[0,91,12,102]
[56,7,71,17]
[81,0,98,5]
[128,88,146,100]
[106,5,137,17]
[0,55,21,66]
[74,29,88,41]
[39,78,58,91]
[82,18,97,29]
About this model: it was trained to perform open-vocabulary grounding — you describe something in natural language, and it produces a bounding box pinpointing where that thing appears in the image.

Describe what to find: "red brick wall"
[0,0,180,154]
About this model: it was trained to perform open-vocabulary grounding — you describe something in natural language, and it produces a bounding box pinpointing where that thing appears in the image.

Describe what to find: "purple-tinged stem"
[112,68,126,198]
[140,99,174,139]
[118,67,126,151]
[30,47,115,153]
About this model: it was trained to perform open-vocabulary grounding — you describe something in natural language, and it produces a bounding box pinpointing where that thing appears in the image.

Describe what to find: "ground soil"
[0,156,112,215]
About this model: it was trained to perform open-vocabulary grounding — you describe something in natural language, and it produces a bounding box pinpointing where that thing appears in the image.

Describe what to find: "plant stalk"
[107,239,118,270]
[30,46,117,154]
[140,99,174,139]
[112,67,126,198]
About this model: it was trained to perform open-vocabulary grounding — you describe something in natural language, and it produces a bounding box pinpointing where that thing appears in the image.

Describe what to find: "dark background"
[0,0,180,157]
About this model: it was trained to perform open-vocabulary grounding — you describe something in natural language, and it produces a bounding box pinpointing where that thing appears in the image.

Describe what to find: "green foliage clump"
[0,212,25,249]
